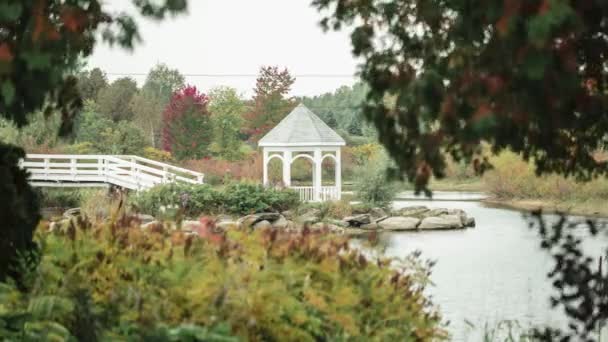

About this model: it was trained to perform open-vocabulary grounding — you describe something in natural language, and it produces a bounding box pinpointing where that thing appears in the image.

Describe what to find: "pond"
[382,192,607,340]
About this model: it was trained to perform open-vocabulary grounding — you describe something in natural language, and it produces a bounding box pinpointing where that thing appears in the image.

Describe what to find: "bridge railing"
[22,154,204,190]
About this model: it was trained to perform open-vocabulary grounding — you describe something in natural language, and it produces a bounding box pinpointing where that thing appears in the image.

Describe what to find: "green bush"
[0,219,444,340]
[37,189,87,208]
[131,182,300,217]
[0,143,41,286]
[221,182,299,215]
[353,153,398,209]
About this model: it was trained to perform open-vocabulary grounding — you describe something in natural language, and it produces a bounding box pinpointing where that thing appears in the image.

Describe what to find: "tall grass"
[483,151,608,201]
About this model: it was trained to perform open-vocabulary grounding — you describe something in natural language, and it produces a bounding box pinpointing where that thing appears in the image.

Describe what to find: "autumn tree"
[208,86,246,160]
[243,66,296,142]
[77,67,108,101]
[313,0,608,194]
[0,0,187,285]
[162,86,213,160]
[131,64,185,146]
[97,77,138,122]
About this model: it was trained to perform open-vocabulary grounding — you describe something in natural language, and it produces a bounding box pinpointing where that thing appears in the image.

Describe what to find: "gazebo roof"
[258,103,346,147]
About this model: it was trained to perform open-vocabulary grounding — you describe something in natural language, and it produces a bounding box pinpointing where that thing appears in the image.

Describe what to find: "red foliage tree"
[242,66,296,142]
[162,86,212,160]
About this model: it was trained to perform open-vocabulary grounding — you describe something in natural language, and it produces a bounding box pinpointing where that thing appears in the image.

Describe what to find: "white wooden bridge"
[21,154,204,191]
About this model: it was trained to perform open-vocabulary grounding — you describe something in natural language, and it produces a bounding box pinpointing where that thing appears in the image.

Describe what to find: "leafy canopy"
[0,0,187,134]
[313,0,608,194]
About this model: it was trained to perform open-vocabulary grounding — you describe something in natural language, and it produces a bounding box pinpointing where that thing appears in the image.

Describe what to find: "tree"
[347,114,363,136]
[130,91,164,147]
[77,68,108,101]
[242,66,296,142]
[142,63,185,104]
[96,77,138,122]
[300,83,368,131]
[0,0,187,133]
[324,111,338,128]
[208,86,245,160]
[313,0,608,194]
[75,109,148,155]
[131,64,185,146]
[162,86,213,160]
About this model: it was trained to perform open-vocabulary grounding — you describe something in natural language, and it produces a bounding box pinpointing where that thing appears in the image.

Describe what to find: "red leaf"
[0,43,14,62]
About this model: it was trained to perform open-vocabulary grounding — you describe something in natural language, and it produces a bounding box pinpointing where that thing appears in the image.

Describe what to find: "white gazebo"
[258,103,346,202]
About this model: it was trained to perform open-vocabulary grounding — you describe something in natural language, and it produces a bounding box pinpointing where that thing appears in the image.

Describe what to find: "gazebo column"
[282,150,292,187]
[335,148,341,200]
[313,149,322,201]
[262,149,269,185]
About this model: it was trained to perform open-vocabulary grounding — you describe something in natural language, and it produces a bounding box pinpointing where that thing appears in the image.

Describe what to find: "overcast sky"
[87,0,359,97]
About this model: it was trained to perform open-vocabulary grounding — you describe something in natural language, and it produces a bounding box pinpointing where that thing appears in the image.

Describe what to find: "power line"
[105,72,358,78]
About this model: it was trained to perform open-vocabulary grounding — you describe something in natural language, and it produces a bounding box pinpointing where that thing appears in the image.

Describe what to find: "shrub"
[0,218,444,340]
[131,182,300,217]
[183,152,263,182]
[0,143,41,286]
[221,182,299,215]
[143,147,174,163]
[353,153,398,209]
[38,189,85,208]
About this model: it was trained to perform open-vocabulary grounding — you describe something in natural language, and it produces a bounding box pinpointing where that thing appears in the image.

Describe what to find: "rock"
[141,220,160,229]
[182,220,202,231]
[312,222,344,233]
[237,212,281,228]
[297,208,322,223]
[419,215,463,230]
[271,215,289,229]
[378,217,421,231]
[135,214,155,224]
[253,220,272,230]
[370,207,387,219]
[463,216,476,228]
[342,214,371,227]
[237,215,259,228]
[360,222,380,230]
[255,212,281,222]
[63,208,81,218]
[216,214,234,222]
[216,221,238,231]
[326,219,348,228]
[281,210,295,220]
[393,206,430,218]
[423,208,449,218]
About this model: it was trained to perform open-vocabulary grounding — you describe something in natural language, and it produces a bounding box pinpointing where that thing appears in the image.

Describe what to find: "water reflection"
[382,193,607,340]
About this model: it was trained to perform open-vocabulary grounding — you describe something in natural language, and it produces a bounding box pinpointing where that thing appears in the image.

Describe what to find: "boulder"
[463,216,476,228]
[423,208,449,218]
[63,208,81,218]
[297,208,322,223]
[271,215,289,229]
[393,206,430,218]
[312,222,344,233]
[216,221,238,231]
[237,212,281,228]
[182,220,202,231]
[370,207,388,219]
[378,217,421,231]
[419,215,463,230]
[360,222,380,230]
[281,210,295,220]
[326,219,349,228]
[342,214,371,227]
[253,220,272,230]
[135,214,155,224]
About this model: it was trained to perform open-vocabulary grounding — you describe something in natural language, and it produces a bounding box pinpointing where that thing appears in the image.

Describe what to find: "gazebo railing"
[290,186,340,202]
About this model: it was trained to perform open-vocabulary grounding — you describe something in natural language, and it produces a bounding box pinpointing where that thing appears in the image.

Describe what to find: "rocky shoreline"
[49,205,475,236]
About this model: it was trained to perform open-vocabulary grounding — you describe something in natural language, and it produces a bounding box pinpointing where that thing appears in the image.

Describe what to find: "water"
[382,192,607,340]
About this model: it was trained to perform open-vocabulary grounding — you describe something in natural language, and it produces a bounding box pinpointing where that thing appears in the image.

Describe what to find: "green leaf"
[523,52,550,80]
[2,80,15,105]
[22,52,52,71]
[0,3,22,21]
